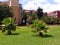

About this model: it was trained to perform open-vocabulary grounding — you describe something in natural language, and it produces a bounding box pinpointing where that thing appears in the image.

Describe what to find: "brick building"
[0,0,22,25]
[48,10,60,18]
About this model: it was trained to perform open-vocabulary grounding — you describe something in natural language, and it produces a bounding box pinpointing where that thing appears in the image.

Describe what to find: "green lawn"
[0,25,60,45]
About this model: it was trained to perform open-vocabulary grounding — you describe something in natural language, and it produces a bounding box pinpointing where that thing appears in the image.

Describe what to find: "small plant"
[2,17,16,35]
[32,19,48,36]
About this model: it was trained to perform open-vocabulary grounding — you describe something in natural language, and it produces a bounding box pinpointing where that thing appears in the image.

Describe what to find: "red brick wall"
[57,11,60,18]
[11,6,21,24]
[0,0,22,25]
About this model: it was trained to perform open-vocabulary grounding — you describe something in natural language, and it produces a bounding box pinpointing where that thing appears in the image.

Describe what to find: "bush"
[42,16,57,24]
[42,16,50,24]
[2,17,16,35]
[32,19,48,36]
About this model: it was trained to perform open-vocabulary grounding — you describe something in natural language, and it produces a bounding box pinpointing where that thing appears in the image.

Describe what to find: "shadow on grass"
[33,34,53,38]
[42,34,53,38]
[5,33,20,35]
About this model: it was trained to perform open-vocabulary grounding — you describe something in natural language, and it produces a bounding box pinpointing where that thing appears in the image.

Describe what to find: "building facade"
[48,10,60,18]
[0,0,22,25]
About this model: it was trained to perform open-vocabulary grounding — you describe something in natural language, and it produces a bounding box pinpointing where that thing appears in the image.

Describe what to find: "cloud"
[54,0,60,4]
[0,0,8,2]
[23,0,47,10]
[43,3,60,12]
[0,0,60,12]
[22,0,60,12]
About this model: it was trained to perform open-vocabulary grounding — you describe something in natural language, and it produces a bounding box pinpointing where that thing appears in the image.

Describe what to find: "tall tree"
[22,10,27,25]
[37,7,43,19]
[0,4,13,24]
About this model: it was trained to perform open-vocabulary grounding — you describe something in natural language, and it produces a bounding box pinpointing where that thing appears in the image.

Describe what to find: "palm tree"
[32,19,48,36]
[2,17,16,35]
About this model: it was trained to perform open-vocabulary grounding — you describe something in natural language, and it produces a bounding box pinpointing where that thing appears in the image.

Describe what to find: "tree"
[2,17,16,35]
[27,13,37,24]
[42,16,58,24]
[22,11,27,25]
[32,19,48,36]
[0,4,13,24]
[37,7,43,19]
[42,16,50,24]
[43,12,48,17]
[56,18,60,24]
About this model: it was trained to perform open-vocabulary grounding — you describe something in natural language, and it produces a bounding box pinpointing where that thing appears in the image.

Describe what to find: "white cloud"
[54,0,60,4]
[23,0,60,12]
[43,3,60,12]
[23,0,47,10]
[0,0,60,12]
[0,0,8,1]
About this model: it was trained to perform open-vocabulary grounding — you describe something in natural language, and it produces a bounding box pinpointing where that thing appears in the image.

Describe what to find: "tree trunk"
[7,30,12,35]
[39,32,43,36]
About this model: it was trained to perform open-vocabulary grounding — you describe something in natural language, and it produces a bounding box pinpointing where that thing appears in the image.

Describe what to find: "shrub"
[42,16,57,24]
[2,17,16,35]
[32,19,48,36]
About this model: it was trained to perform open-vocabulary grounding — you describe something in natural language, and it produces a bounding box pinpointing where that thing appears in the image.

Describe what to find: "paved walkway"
[17,26,27,28]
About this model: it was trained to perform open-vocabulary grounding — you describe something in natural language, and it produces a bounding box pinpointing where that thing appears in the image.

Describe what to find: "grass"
[0,25,60,45]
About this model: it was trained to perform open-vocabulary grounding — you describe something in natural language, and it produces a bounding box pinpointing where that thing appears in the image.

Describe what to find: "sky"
[0,0,60,12]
